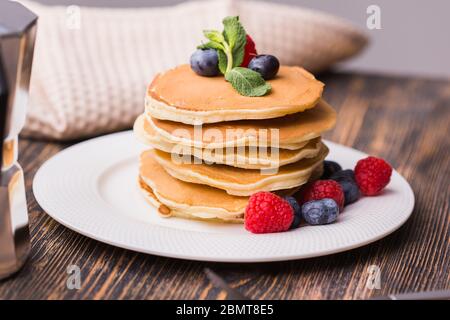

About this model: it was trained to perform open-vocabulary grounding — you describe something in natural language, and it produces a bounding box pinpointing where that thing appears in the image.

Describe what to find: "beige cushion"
[20,0,367,140]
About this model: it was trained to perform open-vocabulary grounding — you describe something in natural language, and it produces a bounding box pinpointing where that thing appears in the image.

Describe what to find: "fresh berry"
[302,199,339,225]
[322,160,342,179]
[190,49,220,77]
[245,192,294,234]
[300,180,345,211]
[240,35,257,67]
[283,196,302,229]
[330,169,360,205]
[337,179,361,205]
[290,214,302,230]
[354,156,392,196]
[248,54,280,80]
[330,169,356,182]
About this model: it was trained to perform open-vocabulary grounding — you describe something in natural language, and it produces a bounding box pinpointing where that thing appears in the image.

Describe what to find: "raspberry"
[299,180,345,211]
[240,35,257,67]
[355,156,392,196]
[245,192,294,234]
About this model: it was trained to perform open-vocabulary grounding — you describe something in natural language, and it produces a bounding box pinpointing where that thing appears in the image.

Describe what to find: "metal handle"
[0,51,7,176]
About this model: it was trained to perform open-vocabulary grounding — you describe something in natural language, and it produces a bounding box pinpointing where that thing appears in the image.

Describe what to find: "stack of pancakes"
[134,64,336,223]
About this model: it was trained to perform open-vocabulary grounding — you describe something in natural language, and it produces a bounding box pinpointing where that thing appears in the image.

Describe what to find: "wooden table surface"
[0,72,449,300]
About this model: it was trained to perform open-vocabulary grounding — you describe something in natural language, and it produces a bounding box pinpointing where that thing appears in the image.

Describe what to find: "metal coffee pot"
[0,1,37,279]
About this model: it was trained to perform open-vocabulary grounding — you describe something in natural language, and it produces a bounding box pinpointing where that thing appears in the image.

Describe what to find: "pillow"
[21,0,367,140]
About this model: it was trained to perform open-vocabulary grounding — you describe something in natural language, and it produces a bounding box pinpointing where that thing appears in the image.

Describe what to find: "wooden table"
[0,72,449,299]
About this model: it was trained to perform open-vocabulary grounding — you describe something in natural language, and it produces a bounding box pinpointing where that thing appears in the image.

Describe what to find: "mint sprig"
[197,16,270,97]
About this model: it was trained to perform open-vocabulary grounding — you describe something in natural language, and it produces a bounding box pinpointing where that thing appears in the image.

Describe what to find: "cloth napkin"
[20,0,367,141]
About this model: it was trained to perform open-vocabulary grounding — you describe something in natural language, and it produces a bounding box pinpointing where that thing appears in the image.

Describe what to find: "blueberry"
[330,169,360,205]
[248,55,280,80]
[338,179,361,205]
[301,198,339,225]
[330,169,356,182]
[190,49,219,77]
[322,160,342,179]
[290,214,302,230]
[284,196,302,229]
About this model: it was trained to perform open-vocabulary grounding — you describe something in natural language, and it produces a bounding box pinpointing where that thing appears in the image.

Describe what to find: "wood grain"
[0,72,448,299]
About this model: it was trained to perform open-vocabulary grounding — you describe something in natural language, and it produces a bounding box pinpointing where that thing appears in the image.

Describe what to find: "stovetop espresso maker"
[0,1,38,279]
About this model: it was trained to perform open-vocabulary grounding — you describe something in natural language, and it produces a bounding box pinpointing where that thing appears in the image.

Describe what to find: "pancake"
[146,64,324,124]
[139,150,304,222]
[139,150,247,221]
[151,144,328,196]
[146,99,336,150]
[138,178,244,223]
[134,115,323,169]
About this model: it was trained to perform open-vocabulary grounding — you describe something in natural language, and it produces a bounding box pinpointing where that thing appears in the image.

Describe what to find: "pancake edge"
[139,175,246,222]
[152,145,328,196]
[145,113,321,150]
[134,115,323,169]
[145,93,322,125]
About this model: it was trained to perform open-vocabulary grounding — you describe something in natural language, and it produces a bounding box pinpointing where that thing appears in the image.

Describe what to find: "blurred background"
[35,0,450,79]
[11,0,448,140]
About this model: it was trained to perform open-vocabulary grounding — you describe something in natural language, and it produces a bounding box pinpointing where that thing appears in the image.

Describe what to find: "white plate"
[33,131,414,262]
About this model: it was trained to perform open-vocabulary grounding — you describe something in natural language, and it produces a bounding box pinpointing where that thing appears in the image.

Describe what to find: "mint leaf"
[217,50,228,74]
[222,16,247,68]
[203,30,225,44]
[197,41,224,51]
[225,67,271,97]
[231,42,245,68]
[222,16,246,52]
